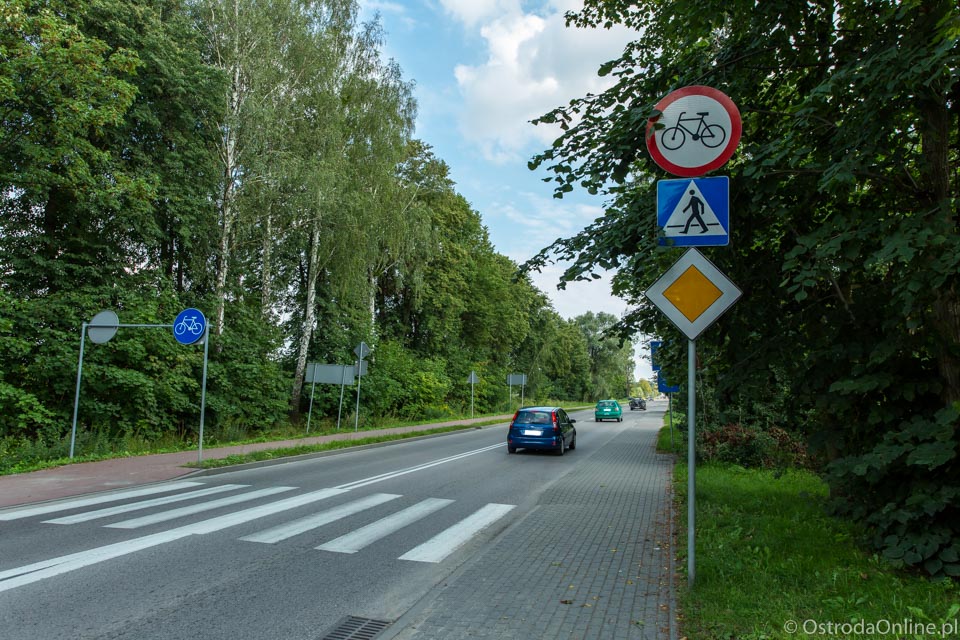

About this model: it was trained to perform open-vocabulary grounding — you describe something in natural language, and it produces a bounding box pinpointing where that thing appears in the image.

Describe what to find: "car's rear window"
[515,411,553,424]
[598,401,616,407]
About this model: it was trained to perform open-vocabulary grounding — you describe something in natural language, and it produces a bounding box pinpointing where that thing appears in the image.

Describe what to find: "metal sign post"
[71,311,207,459]
[645,251,741,587]
[467,371,479,418]
[69,322,88,459]
[687,338,697,585]
[198,326,210,462]
[306,363,318,434]
[507,374,527,409]
[353,342,371,432]
[338,365,348,431]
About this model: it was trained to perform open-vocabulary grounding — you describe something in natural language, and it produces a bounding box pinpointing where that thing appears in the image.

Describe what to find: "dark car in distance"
[507,406,577,455]
[629,397,646,411]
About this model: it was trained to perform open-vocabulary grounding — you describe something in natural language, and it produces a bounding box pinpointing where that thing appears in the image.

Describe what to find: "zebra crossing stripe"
[177,488,348,535]
[0,488,348,592]
[105,487,296,529]
[0,529,193,593]
[44,485,249,524]
[0,482,206,521]
[398,503,515,564]
[317,497,454,554]
[239,493,401,544]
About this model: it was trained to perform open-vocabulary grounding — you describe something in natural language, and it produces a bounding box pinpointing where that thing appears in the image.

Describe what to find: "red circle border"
[645,85,742,177]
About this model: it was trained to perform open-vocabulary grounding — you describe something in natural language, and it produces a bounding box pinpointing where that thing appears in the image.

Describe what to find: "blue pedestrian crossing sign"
[657,176,729,247]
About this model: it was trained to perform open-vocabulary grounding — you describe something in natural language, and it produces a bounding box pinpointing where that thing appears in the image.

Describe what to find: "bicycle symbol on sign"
[174,314,204,337]
[659,111,727,151]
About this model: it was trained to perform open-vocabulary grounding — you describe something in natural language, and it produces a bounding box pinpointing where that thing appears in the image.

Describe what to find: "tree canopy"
[524,0,959,577]
[0,0,633,473]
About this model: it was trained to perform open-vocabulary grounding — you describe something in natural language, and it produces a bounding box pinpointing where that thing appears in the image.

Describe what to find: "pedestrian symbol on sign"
[657,176,729,247]
[680,189,710,234]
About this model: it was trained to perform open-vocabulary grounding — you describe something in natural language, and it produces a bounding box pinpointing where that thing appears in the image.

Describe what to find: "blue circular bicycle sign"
[173,308,206,345]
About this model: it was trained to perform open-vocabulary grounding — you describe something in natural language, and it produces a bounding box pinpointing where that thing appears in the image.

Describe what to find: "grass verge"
[183,423,501,469]
[670,456,959,639]
[1,414,514,476]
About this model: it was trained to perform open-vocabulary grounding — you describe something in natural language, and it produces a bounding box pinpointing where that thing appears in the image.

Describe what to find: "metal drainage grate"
[320,615,392,640]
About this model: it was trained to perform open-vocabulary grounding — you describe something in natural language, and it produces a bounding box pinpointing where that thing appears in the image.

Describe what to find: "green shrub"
[699,422,809,469]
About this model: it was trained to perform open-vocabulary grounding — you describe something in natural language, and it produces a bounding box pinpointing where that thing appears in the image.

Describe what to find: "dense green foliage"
[0,1,634,467]
[524,1,959,576]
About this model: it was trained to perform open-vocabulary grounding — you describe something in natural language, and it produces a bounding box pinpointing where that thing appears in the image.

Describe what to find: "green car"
[595,399,623,422]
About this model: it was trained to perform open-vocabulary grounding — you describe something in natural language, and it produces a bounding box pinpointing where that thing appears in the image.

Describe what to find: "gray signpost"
[645,251,741,586]
[353,342,371,432]
[507,373,527,409]
[305,363,361,432]
[467,371,480,418]
[645,84,742,587]
[70,309,209,461]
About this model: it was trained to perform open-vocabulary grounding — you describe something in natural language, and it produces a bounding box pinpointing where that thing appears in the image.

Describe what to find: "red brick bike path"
[0,416,512,508]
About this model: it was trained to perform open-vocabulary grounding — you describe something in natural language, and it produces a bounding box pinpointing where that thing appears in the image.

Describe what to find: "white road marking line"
[105,487,296,529]
[317,498,454,554]
[0,441,509,592]
[43,485,248,524]
[239,493,401,544]
[398,503,515,564]
[0,529,193,592]
[0,482,206,521]
[177,488,348,535]
[333,443,502,491]
[0,488,347,592]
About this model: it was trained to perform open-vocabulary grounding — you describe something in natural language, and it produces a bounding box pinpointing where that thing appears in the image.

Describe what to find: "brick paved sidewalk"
[384,423,679,640]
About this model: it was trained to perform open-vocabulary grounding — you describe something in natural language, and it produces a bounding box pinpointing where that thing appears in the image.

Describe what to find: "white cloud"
[439,0,523,28]
[449,1,635,163]
[528,264,625,321]
[492,191,603,264]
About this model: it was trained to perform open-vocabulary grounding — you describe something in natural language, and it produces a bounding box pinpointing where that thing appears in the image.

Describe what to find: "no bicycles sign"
[646,86,741,177]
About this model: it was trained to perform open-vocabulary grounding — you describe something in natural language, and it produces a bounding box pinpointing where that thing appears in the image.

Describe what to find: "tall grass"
[672,460,959,639]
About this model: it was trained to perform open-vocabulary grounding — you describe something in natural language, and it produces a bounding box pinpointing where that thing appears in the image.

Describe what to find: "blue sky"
[358,1,653,378]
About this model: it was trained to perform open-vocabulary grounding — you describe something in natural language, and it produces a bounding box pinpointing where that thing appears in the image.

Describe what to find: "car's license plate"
[522,429,542,436]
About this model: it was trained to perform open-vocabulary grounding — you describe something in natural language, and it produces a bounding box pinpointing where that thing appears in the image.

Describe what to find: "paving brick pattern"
[388,425,678,640]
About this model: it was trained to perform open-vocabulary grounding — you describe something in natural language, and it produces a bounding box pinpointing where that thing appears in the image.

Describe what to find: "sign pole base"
[688,338,696,586]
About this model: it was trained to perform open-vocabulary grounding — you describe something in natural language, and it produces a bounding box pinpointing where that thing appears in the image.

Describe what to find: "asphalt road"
[0,403,668,640]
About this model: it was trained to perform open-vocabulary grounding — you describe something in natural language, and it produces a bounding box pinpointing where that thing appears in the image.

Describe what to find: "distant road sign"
[658,177,729,247]
[87,310,119,344]
[507,374,527,386]
[650,340,662,372]
[646,86,741,177]
[658,372,680,394]
[467,371,480,384]
[645,249,741,340]
[173,308,206,345]
[354,341,371,360]
[307,363,354,385]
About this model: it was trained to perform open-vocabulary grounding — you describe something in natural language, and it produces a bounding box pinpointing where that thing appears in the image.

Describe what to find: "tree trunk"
[261,204,273,318]
[290,218,322,414]
[920,78,959,406]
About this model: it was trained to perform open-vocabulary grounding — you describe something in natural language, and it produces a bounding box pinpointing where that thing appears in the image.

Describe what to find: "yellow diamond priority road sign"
[645,249,741,340]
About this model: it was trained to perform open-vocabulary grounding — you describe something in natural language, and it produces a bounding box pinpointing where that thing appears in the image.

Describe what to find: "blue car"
[507,406,577,455]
